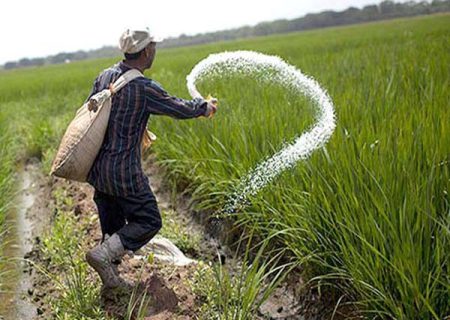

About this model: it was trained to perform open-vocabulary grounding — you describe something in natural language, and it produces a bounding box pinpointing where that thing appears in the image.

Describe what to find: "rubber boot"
[105,234,123,279]
[86,233,127,288]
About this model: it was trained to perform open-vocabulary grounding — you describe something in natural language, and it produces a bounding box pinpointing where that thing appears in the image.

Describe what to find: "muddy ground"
[7,156,346,320]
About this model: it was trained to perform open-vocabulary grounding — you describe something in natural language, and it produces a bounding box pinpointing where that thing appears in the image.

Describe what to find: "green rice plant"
[0,117,17,290]
[193,235,297,320]
[126,289,151,320]
[0,228,9,295]
[125,257,152,320]
[38,187,105,319]
[0,117,15,224]
[152,15,450,319]
[57,249,105,319]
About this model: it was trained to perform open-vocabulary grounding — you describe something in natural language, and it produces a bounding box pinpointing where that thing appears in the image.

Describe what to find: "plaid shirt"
[86,62,207,197]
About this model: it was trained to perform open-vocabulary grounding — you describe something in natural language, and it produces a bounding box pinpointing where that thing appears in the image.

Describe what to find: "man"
[85,29,217,288]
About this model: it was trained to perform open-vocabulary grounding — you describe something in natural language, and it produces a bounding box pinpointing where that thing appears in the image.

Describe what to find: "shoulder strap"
[86,69,143,112]
[110,69,144,94]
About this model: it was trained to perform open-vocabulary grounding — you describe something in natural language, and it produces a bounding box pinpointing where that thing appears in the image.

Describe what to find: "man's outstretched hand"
[204,96,218,118]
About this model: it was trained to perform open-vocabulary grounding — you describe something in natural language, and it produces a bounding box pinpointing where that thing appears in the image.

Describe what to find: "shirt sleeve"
[144,80,207,119]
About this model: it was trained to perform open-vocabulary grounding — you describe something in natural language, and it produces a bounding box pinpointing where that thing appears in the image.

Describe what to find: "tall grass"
[38,187,105,319]
[153,15,450,318]
[0,125,15,227]
[193,236,296,320]
[0,114,17,286]
[0,14,448,318]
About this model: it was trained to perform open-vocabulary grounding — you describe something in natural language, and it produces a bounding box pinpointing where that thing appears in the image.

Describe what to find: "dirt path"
[7,156,312,320]
[0,160,52,320]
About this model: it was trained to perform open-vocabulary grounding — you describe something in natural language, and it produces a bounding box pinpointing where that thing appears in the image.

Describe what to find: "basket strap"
[110,69,144,94]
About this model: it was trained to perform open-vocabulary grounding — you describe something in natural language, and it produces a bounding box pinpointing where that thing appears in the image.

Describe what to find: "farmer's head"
[119,29,162,69]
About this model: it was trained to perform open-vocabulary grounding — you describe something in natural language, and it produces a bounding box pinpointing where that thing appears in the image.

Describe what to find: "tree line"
[2,0,449,70]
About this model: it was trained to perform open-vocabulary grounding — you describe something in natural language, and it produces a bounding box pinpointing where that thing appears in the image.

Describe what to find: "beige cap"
[119,28,162,54]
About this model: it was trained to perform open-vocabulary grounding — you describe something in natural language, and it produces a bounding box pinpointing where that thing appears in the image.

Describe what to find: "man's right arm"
[144,80,213,119]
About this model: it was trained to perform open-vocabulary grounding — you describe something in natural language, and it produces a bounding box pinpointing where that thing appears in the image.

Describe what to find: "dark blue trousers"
[93,188,162,252]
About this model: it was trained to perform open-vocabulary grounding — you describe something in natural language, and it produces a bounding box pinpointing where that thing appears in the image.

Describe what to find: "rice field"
[0,14,449,319]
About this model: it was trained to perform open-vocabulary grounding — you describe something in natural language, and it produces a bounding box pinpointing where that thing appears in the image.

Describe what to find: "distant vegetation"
[1,0,449,70]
